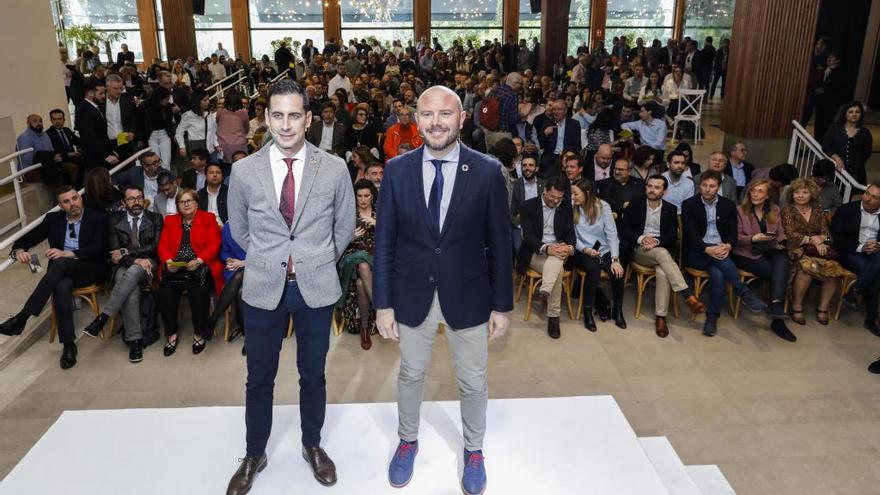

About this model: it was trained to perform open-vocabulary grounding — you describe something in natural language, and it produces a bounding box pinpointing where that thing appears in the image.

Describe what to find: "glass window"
[249,0,325,59]
[194,0,233,59]
[430,0,503,50]
[606,0,675,44]
[57,0,144,62]
[518,0,590,56]
[341,0,413,47]
[684,0,735,44]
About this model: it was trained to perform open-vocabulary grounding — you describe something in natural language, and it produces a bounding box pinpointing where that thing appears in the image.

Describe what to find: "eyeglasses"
[125,196,145,203]
[68,223,76,239]
[177,199,196,206]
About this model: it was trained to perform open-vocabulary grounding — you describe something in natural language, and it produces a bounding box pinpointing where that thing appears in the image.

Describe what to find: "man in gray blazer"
[306,100,346,156]
[150,171,178,217]
[694,151,737,202]
[225,80,355,494]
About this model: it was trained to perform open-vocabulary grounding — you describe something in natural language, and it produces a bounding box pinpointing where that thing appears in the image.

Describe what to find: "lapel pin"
[461,164,469,172]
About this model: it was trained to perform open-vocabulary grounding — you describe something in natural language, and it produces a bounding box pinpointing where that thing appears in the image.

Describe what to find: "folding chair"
[672,89,706,144]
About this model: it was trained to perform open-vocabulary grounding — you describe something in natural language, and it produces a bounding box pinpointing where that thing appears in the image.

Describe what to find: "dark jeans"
[23,258,106,344]
[572,251,624,307]
[710,70,725,98]
[244,280,332,457]
[840,251,880,320]
[732,251,789,304]
[686,249,748,317]
[158,280,212,337]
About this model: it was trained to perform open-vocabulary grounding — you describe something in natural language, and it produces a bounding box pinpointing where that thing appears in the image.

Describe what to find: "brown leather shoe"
[655,316,669,338]
[226,455,267,495]
[360,327,372,350]
[547,316,561,339]
[303,445,337,486]
[684,295,706,314]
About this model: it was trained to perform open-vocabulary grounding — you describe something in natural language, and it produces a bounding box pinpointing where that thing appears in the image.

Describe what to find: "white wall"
[0,0,68,151]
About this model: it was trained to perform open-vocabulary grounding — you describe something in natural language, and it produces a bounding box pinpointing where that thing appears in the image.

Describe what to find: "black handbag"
[164,265,208,289]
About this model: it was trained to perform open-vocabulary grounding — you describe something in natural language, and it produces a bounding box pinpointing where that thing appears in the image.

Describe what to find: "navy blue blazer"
[537,117,581,155]
[373,143,514,329]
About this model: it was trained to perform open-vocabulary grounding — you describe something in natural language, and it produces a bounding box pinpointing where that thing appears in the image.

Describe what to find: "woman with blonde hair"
[571,178,626,331]
[733,179,794,341]
[781,178,843,326]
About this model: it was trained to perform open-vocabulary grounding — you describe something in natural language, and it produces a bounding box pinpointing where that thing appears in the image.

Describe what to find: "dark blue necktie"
[428,159,445,230]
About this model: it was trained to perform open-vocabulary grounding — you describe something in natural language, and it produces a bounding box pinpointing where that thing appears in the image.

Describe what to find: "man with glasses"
[81,185,164,363]
[0,186,108,369]
[724,142,754,200]
[114,151,164,206]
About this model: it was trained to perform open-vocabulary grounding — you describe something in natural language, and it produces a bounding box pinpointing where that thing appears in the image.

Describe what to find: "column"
[160,0,197,60]
[413,0,431,46]
[136,0,159,65]
[503,0,520,43]
[538,0,572,75]
[323,0,342,45]
[720,0,822,165]
[231,0,251,60]
[590,0,607,50]
[672,0,686,41]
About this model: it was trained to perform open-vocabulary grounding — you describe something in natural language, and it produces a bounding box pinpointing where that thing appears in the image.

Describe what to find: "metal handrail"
[250,68,290,99]
[204,68,244,94]
[0,148,34,163]
[211,74,248,100]
[789,120,865,202]
[0,147,152,273]
[0,163,42,187]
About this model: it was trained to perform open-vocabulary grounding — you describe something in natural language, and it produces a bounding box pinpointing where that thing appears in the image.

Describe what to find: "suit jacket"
[113,165,146,190]
[12,208,109,264]
[734,204,787,259]
[694,171,737,202]
[510,177,546,225]
[228,142,355,309]
[517,196,576,275]
[618,197,678,259]
[151,190,176,217]
[537,117,581,156]
[373,143,514,329]
[306,121,346,155]
[157,210,224,296]
[829,200,865,253]
[198,185,229,224]
[46,126,80,161]
[75,99,113,167]
[109,96,138,135]
[107,209,163,272]
[181,169,204,191]
[116,51,135,66]
[723,160,755,188]
[681,195,738,263]
[597,177,645,216]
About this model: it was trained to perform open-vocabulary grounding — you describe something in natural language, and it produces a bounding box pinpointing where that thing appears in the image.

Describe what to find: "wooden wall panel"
[231,0,251,60]
[538,0,571,75]
[323,0,341,45]
[590,0,607,50]
[160,0,196,60]
[414,0,431,46]
[672,0,686,41]
[720,0,821,139]
[503,0,519,43]
[136,0,158,64]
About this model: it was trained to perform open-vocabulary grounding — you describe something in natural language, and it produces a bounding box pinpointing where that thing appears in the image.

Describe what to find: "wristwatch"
[611,257,620,263]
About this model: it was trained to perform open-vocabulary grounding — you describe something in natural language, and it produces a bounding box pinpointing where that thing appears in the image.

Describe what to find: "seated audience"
[661,150,694,213]
[206,222,247,355]
[182,148,209,190]
[307,101,346,156]
[198,163,228,224]
[81,185,164,361]
[517,177,575,339]
[364,162,384,190]
[806,159,842,212]
[114,151,164,206]
[84,167,124,214]
[337,180,378,350]
[597,157,645,218]
[17,113,72,184]
[570,178,626,331]
[537,99,580,178]
[156,188,224,357]
[152,171,179,216]
[46,108,81,186]
[723,142,754,200]
[681,171,767,337]
[0,186,108,369]
[511,153,545,253]
[631,145,660,181]
[694,151,736,201]
[344,103,382,154]
[621,102,667,162]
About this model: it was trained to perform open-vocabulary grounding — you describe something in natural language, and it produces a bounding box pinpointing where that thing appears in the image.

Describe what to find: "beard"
[421,124,459,152]
[128,205,143,216]
[30,125,43,133]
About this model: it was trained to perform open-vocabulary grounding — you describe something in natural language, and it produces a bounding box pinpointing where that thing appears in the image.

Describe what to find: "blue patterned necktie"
[428,159,445,230]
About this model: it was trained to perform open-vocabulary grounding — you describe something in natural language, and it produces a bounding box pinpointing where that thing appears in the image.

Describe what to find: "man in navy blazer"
[536,99,581,178]
[374,86,512,495]
[0,186,108,369]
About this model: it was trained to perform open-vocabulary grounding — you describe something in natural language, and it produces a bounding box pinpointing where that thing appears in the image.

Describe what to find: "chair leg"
[692,277,706,321]
[671,290,680,318]
[524,277,538,322]
[286,316,294,338]
[576,274,586,320]
[224,308,231,341]
[564,276,574,320]
[635,274,648,319]
[515,275,526,302]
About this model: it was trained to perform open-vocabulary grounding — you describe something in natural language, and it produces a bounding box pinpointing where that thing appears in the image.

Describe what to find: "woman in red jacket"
[157,188,224,356]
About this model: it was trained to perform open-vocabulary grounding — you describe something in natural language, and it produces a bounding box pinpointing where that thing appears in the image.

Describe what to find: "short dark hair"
[646,174,668,190]
[205,162,223,174]
[122,184,144,196]
[699,170,722,185]
[84,78,104,93]
[489,138,517,169]
[521,151,539,164]
[267,79,310,111]
[49,108,65,118]
[231,150,248,160]
[365,161,384,172]
[545,176,567,193]
[810,159,835,179]
[768,163,799,185]
[157,171,176,187]
[666,150,687,163]
[55,184,76,198]
[321,100,336,112]
[190,148,210,162]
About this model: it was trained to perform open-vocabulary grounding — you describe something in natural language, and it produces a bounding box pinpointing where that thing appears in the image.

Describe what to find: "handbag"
[803,243,839,262]
[165,264,208,289]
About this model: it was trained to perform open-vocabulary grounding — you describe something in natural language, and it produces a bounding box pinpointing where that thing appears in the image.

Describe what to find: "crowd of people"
[5,32,877,375]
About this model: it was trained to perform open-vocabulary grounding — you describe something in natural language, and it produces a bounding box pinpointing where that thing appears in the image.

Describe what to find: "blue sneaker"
[388,440,418,488]
[461,449,487,495]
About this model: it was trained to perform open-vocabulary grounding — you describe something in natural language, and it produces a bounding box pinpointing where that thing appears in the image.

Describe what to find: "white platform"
[0,396,732,494]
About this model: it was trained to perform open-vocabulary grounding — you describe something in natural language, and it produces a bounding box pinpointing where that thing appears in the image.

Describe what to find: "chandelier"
[348,0,400,23]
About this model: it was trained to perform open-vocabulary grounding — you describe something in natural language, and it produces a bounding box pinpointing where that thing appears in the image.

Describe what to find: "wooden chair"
[729,269,761,319]
[105,283,160,340]
[628,262,679,319]
[50,284,104,342]
[684,267,710,321]
[515,268,574,321]
[573,268,611,320]
[834,270,858,321]
[331,307,345,336]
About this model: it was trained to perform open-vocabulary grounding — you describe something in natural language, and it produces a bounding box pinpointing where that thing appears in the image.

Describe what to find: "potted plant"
[63,23,126,64]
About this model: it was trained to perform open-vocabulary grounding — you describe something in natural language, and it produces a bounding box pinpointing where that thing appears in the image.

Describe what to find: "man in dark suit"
[620,175,704,336]
[510,153,545,253]
[681,171,767,336]
[831,182,880,337]
[81,185,163,362]
[518,176,575,339]
[0,186,108,369]
[75,78,119,170]
[598,157,645,219]
[116,43,135,66]
[696,37,716,91]
[306,101,346,156]
[374,86,512,495]
[46,108,81,185]
[181,148,209,191]
[113,151,164,205]
[814,52,851,141]
[723,142,754,200]
[582,143,614,184]
[537,99,580,178]
[198,163,228,224]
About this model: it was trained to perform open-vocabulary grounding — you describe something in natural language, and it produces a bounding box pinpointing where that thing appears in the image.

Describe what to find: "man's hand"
[179,148,188,157]
[582,247,600,258]
[105,154,119,165]
[864,240,880,254]
[640,236,658,250]
[376,308,399,341]
[45,248,74,260]
[610,260,624,278]
[53,153,63,163]
[488,311,509,340]
[544,125,557,136]
[110,249,123,264]
[14,250,31,265]
[133,258,153,275]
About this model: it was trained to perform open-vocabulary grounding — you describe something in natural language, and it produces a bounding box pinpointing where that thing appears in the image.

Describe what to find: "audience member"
[182,148,210,190]
[76,78,119,169]
[176,90,216,157]
[114,151,163,205]
[198,162,228,224]
[822,101,873,185]
[598,157,645,217]
[307,101,345,156]
[216,90,250,163]
[383,106,422,160]
[661,150,694,213]
[694,151,736,201]
[724,142,754,199]
[337,180,377,350]
[152,171,179,216]
[45,108,81,185]
[206,222,247,354]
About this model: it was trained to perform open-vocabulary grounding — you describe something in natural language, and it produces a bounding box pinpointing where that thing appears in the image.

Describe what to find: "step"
[639,436,703,495]
[685,465,737,495]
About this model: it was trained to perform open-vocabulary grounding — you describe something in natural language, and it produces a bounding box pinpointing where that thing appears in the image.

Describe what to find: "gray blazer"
[151,190,176,217]
[227,141,355,310]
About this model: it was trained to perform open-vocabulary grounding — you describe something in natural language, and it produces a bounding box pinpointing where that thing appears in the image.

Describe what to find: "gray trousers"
[103,265,150,341]
[398,292,489,451]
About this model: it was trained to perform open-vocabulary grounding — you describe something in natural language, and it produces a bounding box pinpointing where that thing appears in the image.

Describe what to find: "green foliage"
[270,37,294,52]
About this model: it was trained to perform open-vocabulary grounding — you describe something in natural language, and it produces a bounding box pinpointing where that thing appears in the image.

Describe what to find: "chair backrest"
[676,89,706,117]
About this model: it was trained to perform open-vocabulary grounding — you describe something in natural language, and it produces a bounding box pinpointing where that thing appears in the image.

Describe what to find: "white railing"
[0,147,152,274]
[788,120,865,203]
[250,68,290,99]
[206,69,248,100]
[0,148,41,238]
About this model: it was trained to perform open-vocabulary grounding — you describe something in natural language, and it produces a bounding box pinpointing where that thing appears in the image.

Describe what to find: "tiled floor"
[1,99,879,494]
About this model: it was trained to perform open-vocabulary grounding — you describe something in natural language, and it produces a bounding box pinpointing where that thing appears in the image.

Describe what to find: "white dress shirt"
[638,202,663,244]
[319,123,334,151]
[144,174,159,205]
[106,98,122,140]
[857,205,880,252]
[206,185,221,224]
[269,143,306,207]
[422,141,460,230]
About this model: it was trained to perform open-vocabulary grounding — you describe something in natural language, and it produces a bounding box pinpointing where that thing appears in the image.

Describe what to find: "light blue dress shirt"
[701,197,722,244]
[575,200,620,258]
[554,119,566,154]
[63,216,82,252]
[621,118,668,151]
[729,160,747,187]
[661,170,694,213]
[16,128,54,167]
[422,141,460,229]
